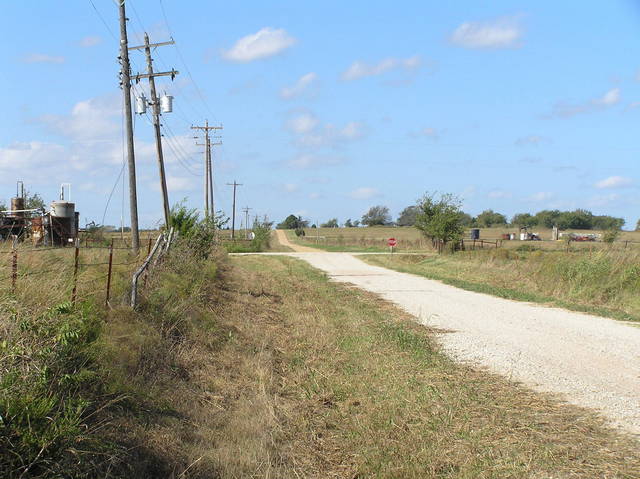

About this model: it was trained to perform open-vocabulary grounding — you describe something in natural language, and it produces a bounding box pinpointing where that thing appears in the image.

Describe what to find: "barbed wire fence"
[0,228,175,310]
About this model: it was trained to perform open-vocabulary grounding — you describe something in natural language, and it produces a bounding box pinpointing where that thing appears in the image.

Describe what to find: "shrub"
[602,229,620,244]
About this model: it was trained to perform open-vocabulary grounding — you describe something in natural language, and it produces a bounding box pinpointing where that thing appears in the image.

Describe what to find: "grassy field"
[224,255,640,477]
[289,226,640,252]
[362,246,640,323]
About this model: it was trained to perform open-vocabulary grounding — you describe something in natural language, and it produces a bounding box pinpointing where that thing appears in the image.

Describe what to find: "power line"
[159,0,218,123]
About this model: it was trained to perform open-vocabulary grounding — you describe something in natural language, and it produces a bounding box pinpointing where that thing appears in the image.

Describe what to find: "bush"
[294,227,305,237]
[602,229,620,244]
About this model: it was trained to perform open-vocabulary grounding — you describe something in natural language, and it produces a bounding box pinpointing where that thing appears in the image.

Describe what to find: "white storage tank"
[160,93,173,113]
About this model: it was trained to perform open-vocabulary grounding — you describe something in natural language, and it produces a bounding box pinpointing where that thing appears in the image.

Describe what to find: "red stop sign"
[388,238,397,247]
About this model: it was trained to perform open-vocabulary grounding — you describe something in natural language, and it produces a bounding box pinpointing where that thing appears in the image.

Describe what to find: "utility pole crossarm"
[132,69,179,82]
[128,39,175,50]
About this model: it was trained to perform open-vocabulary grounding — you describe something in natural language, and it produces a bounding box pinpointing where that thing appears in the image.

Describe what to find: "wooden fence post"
[11,236,18,293]
[105,242,114,308]
[71,239,80,304]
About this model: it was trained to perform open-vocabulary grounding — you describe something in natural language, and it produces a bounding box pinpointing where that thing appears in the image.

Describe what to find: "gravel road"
[257,246,640,436]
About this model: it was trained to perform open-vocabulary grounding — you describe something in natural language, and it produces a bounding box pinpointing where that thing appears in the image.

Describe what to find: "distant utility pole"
[242,206,252,238]
[117,0,139,253]
[129,34,179,229]
[191,121,222,220]
[226,181,242,239]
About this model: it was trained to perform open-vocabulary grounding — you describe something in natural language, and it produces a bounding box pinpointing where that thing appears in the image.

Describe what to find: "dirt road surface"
[251,246,640,435]
[274,229,320,252]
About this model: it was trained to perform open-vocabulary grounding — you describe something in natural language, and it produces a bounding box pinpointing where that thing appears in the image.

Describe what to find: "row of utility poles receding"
[191,121,222,219]
[119,0,245,253]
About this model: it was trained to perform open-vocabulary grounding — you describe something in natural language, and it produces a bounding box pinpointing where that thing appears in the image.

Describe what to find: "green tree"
[361,205,391,226]
[511,213,535,226]
[592,215,624,230]
[321,218,339,228]
[24,190,45,210]
[459,212,476,227]
[476,209,507,228]
[396,205,419,226]
[344,218,353,227]
[276,214,308,229]
[534,210,562,228]
[414,192,465,246]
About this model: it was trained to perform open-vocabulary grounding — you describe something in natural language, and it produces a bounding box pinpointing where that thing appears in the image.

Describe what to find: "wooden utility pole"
[191,121,222,220]
[129,35,179,229]
[226,181,242,239]
[242,206,252,238]
[118,0,140,253]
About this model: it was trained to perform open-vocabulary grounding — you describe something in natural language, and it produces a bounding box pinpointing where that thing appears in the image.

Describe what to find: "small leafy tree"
[602,228,620,244]
[476,209,507,228]
[321,218,339,228]
[396,206,419,226]
[414,192,465,248]
[24,190,46,210]
[344,218,353,227]
[277,214,308,229]
[361,205,391,226]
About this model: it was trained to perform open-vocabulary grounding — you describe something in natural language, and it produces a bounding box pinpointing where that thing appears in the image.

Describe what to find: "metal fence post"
[105,242,114,308]
[11,236,18,293]
[71,239,80,304]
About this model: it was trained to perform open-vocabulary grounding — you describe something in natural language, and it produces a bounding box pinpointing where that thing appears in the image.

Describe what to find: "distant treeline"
[279,206,627,231]
[401,207,625,230]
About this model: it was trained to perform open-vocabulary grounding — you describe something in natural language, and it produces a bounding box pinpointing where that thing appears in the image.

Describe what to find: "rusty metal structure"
[1,181,80,247]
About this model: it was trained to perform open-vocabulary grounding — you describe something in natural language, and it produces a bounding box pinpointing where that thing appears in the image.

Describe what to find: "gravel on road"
[285,252,640,436]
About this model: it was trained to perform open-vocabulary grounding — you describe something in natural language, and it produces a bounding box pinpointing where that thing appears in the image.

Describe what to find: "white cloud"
[450,16,523,49]
[296,121,367,148]
[79,36,102,48]
[38,96,120,141]
[595,175,633,189]
[527,191,553,202]
[308,192,322,199]
[546,88,621,118]
[286,112,318,134]
[349,187,380,200]
[280,72,317,99]
[487,190,512,199]
[287,154,345,169]
[22,53,65,64]
[163,176,196,192]
[341,55,421,81]
[282,183,298,193]
[593,88,620,106]
[222,27,296,62]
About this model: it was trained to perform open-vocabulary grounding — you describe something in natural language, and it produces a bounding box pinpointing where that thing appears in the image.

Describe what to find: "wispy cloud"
[595,175,633,189]
[222,27,296,62]
[79,36,102,48]
[22,53,65,64]
[411,127,441,140]
[349,187,380,200]
[285,111,367,149]
[341,55,421,81]
[280,72,317,99]
[545,88,621,118]
[527,191,553,202]
[287,154,345,169]
[487,190,512,199]
[450,16,523,49]
[285,112,318,134]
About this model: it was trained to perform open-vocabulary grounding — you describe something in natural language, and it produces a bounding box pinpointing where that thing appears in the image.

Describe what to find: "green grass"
[362,250,640,322]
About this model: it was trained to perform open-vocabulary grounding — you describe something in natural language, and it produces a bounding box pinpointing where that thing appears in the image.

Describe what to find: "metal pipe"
[131,234,165,308]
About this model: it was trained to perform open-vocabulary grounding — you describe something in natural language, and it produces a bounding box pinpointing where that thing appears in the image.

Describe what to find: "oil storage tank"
[50,201,76,246]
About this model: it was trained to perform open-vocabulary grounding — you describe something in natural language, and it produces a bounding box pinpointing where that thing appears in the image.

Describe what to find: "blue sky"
[2,1,640,228]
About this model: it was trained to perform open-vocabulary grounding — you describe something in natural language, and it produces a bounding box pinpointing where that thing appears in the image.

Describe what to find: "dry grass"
[217,255,640,478]
[290,226,640,252]
[363,247,640,322]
